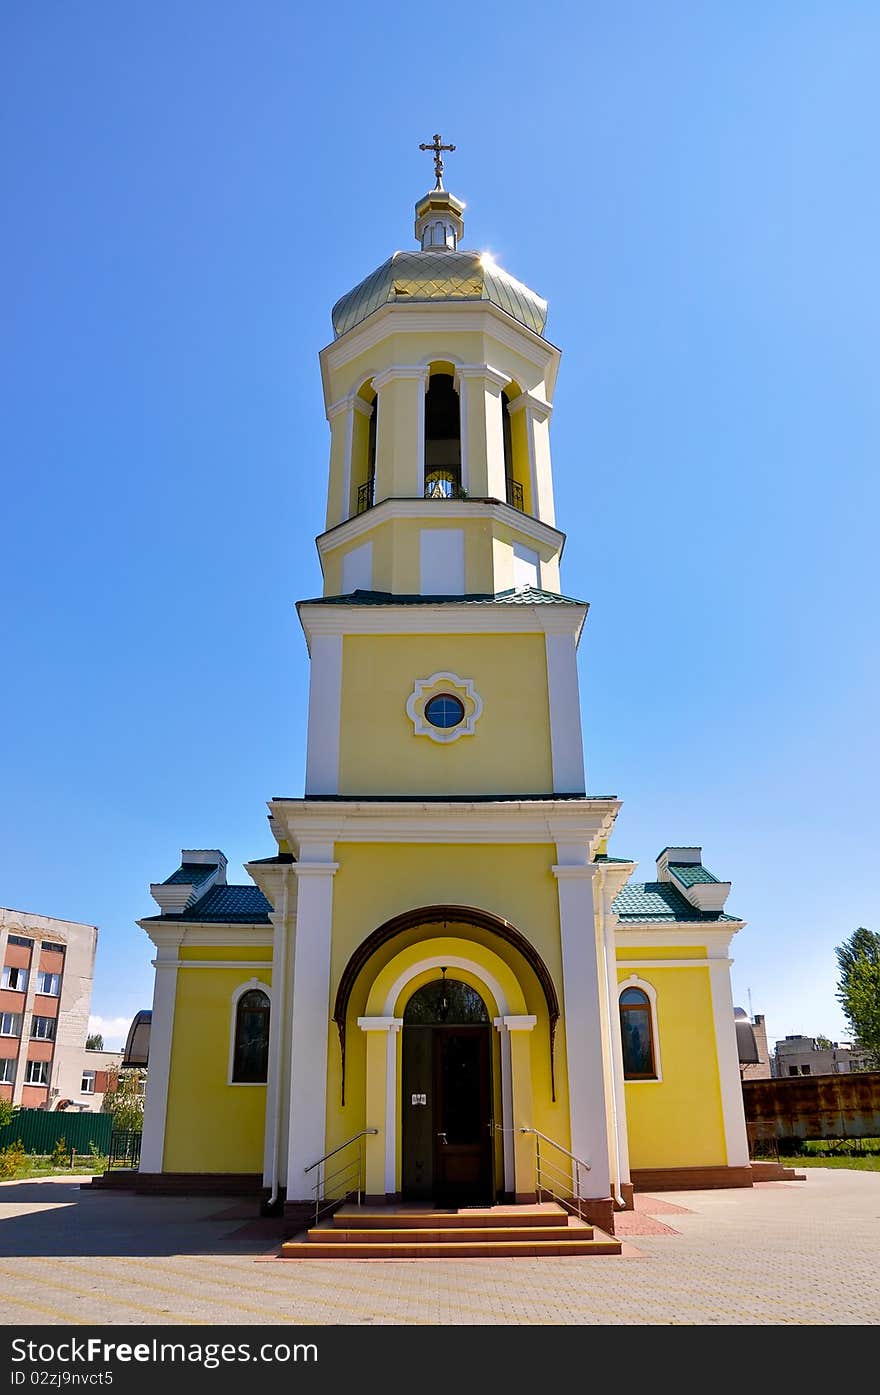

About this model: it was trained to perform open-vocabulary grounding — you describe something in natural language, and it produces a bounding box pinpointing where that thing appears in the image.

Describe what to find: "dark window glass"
[232,990,270,1083]
[619,987,656,1079]
[404,978,489,1025]
[424,694,465,729]
[8,935,33,949]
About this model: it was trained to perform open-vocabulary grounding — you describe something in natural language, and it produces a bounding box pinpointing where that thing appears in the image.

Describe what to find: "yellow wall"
[164,963,271,1174]
[338,633,553,795]
[618,959,727,1168]
[323,842,570,1172]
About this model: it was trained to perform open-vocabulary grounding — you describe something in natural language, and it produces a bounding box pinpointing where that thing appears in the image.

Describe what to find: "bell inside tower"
[424,372,462,499]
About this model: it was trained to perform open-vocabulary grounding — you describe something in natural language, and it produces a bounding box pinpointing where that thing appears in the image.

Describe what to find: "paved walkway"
[0,1170,878,1324]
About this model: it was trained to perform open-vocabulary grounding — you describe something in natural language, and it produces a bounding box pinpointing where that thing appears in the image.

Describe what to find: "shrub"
[50,1137,70,1168]
[0,1141,26,1180]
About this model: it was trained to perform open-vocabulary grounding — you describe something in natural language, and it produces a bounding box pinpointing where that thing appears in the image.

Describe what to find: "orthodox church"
[138,141,753,1233]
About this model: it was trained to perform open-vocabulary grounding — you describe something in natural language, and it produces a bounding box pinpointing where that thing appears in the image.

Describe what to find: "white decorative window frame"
[618,973,663,1083]
[405,671,483,744]
[227,977,272,1087]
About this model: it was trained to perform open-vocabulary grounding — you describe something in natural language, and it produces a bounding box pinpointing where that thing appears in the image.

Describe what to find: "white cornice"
[268,798,620,848]
[139,921,275,949]
[326,392,374,422]
[315,496,566,560]
[296,599,588,652]
[454,363,510,390]
[319,303,561,400]
[614,925,742,949]
[371,364,431,391]
[506,390,553,422]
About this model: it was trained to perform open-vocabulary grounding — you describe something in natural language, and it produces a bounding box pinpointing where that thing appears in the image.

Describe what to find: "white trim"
[299,601,588,649]
[382,955,509,1019]
[455,363,512,390]
[320,303,561,393]
[493,1019,515,1192]
[371,364,431,391]
[304,634,343,796]
[618,974,663,1083]
[271,799,620,850]
[506,389,553,422]
[316,496,565,560]
[406,671,483,744]
[139,948,179,1172]
[227,977,272,1087]
[153,959,271,970]
[708,952,751,1166]
[614,926,741,947]
[545,633,586,794]
[553,858,611,1196]
[616,957,731,968]
[497,1014,537,1031]
[140,924,275,948]
[356,1016,403,1195]
[286,858,337,1197]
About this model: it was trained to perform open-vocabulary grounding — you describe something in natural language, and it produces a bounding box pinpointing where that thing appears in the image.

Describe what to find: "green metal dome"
[331,248,548,340]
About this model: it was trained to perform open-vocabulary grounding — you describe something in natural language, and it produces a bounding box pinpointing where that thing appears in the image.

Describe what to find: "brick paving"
[0,1169,878,1325]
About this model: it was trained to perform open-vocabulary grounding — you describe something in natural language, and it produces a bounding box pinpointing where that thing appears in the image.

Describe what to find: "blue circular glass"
[425,693,465,729]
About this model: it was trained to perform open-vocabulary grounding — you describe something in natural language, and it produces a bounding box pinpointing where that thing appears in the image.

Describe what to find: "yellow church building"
[138,143,754,1237]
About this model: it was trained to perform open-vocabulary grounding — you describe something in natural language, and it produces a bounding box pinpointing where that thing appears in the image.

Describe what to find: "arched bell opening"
[424,371,462,499]
[502,382,531,514]
[351,382,377,516]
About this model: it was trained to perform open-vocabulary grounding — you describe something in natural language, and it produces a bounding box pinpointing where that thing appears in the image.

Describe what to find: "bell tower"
[301,142,588,799]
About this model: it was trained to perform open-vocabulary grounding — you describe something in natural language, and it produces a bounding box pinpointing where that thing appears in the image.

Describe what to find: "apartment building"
[0,907,120,1111]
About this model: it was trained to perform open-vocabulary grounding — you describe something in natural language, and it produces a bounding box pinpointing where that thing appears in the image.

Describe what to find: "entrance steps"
[279,1201,622,1259]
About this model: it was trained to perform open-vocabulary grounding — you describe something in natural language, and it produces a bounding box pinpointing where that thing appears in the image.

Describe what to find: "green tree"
[86,1033,104,1050]
[815,1035,833,1050]
[835,927,880,1067]
[101,1068,146,1133]
[0,1099,15,1129]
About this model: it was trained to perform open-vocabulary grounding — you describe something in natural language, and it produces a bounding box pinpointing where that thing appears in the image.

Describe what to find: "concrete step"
[333,1206,569,1230]
[315,1224,593,1245]
[280,1235,622,1260]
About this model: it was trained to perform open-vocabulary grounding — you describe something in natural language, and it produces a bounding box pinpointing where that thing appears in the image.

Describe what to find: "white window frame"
[25,1059,49,1086]
[618,974,663,1083]
[80,1070,96,1094]
[31,1016,56,1041]
[2,966,28,992]
[227,978,271,1087]
[0,1058,14,1084]
[0,1013,22,1037]
[37,972,61,996]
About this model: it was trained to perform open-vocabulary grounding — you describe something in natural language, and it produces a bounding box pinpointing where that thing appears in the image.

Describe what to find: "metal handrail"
[519,1127,591,1224]
[519,1128,591,1173]
[303,1128,378,1175]
[304,1128,379,1229]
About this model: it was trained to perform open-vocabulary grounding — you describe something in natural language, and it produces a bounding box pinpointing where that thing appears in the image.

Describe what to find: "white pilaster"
[493,1014,537,1197]
[708,945,751,1167]
[598,874,631,1188]
[139,943,180,1172]
[304,634,343,795]
[357,1015,403,1194]
[552,859,611,1197]
[262,871,293,1193]
[545,632,586,794]
[507,392,555,526]
[286,857,338,1198]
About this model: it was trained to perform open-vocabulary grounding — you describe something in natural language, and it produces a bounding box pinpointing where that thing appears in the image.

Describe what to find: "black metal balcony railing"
[356,478,375,514]
[506,476,524,511]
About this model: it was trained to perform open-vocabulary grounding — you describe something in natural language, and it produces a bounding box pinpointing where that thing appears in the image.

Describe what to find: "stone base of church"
[131,1171,266,1196]
[631,1165,754,1192]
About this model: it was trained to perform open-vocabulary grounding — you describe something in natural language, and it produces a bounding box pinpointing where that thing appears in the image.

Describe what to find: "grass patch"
[0,1153,107,1182]
[780,1154,880,1172]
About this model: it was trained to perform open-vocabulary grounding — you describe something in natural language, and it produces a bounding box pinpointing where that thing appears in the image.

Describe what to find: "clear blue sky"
[2,3,878,1050]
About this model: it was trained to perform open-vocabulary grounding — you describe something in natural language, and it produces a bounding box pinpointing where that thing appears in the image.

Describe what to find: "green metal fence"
[0,1109,113,1156]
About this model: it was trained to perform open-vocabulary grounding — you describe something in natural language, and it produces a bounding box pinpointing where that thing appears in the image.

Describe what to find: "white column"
[455,364,509,499]
[598,874,631,1188]
[286,857,338,1200]
[507,392,555,526]
[357,1015,403,1195]
[493,1014,537,1196]
[552,859,612,1197]
[262,871,294,1193]
[545,630,586,794]
[708,944,751,1167]
[139,942,180,1172]
[304,635,342,795]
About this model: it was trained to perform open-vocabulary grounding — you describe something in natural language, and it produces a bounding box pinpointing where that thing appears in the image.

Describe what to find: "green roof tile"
[612,881,739,924]
[143,885,271,924]
[299,586,585,608]
[668,862,719,887]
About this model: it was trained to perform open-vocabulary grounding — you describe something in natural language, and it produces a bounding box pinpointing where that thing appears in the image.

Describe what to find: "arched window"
[403,976,489,1025]
[232,988,270,1083]
[619,986,657,1080]
[424,373,461,498]
[501,390,525,512]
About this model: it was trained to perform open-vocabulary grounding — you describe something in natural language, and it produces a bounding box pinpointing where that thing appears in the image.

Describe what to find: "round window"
[424,693,465,729]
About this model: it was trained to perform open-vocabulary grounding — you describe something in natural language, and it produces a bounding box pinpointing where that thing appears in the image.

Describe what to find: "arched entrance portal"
[401,976,493,1204]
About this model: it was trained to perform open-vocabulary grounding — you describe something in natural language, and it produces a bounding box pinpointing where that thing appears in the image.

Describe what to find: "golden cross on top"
[419,133,456,190]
